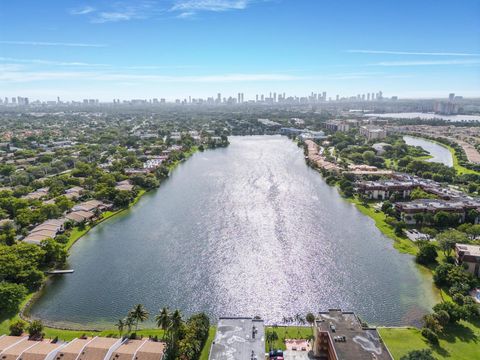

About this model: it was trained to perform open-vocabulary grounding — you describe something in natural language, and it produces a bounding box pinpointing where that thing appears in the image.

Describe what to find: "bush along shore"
[298,130,480,359]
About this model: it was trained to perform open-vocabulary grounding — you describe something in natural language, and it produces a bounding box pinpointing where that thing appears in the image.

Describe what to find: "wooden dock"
[45,269,75,275]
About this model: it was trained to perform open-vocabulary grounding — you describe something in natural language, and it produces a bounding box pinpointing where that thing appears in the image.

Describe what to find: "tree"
[422,314,442,334]
[116,318,125,337]
[436,230,468,257]
[266,330,279,350]
[433,302,467,324]
[128,304,149,331]
[0,282,27,314]
[415,241,437,265]
[306,312,315,326]
[400,349,435,360]
[40,238,67,267]
[155,307,171,340]
[421,328,438,345]
[9,320,26,336]
[27,320,44,340]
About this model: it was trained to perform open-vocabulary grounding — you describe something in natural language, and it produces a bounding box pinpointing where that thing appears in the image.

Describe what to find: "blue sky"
[0,0,479,101]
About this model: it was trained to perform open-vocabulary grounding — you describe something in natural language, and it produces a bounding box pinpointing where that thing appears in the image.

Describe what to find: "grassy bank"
[379,319,480,360]
[0,149,204,337]
[199,327,217,360]
[347,197,418,255]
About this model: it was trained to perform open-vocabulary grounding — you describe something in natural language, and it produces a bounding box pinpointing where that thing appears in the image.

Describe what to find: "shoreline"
[0,137,460,339]
[0,146,202,336]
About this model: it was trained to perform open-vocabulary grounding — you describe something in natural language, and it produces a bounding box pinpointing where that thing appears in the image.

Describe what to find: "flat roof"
[134,341,165,360]
[456,243,480,257]
[0,336,27,353]
[316,310,392,360]
[209,318,265,360]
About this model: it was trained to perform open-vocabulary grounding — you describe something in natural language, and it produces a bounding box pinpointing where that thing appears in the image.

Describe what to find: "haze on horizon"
[0,0,479,101]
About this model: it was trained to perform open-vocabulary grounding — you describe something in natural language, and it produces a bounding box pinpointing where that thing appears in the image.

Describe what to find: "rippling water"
[403,135,453,167]
[30,136,437,328]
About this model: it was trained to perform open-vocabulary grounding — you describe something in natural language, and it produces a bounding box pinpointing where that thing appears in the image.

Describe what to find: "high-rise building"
[217,93,221,103]
[238,93,241,104]
[322,91,327,101]
[449,93,455,102]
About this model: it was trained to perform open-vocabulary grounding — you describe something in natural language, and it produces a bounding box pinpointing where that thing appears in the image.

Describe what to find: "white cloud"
[370,59,480,66]
[70,6,96,15]
[171,0,250,12]
[69,1,159,23]
[0,57,109,67]
[0,40,107,47]
[348,49,480,57]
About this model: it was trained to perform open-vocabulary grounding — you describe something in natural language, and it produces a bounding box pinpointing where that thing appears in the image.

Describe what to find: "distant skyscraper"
[449,93,455,102]
[367,93,371,101]
[322,91,327,101]
[336,95,339,101]
[256,94,259,102]
[273,92,277,102]
[217,93,221,103]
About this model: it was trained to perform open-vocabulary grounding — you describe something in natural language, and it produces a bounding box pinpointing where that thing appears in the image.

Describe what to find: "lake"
[404,135,454,167]
[30,136,437,329]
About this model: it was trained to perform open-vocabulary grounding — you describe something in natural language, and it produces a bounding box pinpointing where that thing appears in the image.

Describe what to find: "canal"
[30,136,438,328]
[403,135,453,167]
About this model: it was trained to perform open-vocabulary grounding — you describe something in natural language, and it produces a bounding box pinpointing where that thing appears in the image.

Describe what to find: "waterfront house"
[313,309,393,360]
[115,180,134,192]
[66,210,95,223]
[21,340,66,360]
[72,200,112,213]
[108,339,165,360]
[0,336,29,353]
[76,337,122,360]
[0,339,42,360]
[55,338,94,360]
[455,244,480,277]
[395,198,480,225]
[357,180,416,200]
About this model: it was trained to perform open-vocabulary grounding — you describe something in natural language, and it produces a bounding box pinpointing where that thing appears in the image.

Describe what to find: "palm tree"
[129,304,149,331]
[155,307,171,340]
[125,316,134,334]
[169,309,183,335]
[306,313,315,326]
[116,319,125,337]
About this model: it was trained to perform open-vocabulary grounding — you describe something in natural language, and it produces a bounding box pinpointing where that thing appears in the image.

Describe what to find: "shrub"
[415,242,437,265]
[421,327,439,345]
[27,320,44,340]
[400,349,435,360]
[9,320,27,336]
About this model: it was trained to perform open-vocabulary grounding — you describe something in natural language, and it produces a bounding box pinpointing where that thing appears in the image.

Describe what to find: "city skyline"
[0,0,479,100]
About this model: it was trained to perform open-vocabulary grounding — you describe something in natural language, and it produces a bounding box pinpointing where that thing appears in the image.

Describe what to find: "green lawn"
[199,327,217,360]
[265,326,313,351]
[379,319,480,360]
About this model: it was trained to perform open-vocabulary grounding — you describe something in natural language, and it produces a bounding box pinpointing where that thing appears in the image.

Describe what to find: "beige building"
[455,244,480,277]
